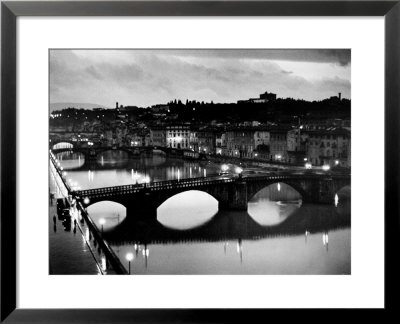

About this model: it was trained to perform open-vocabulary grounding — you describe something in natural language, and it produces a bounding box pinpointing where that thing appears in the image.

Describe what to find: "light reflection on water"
[56,152,85,169]
[112,228,350,275]
[96,150,130,166]
[106,192,350,274]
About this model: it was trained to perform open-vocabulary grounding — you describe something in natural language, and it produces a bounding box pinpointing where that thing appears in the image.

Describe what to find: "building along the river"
[226,127,258,159]
[287,128,308,164]
[166,124,190,149]
[269,127,291,162]
[150,126,167,147]
[305,127,351,167]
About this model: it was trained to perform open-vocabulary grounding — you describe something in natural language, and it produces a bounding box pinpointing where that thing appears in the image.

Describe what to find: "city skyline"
[50,49,351,108]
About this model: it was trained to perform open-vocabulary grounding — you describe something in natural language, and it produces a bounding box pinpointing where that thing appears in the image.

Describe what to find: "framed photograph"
[1,0,399,322]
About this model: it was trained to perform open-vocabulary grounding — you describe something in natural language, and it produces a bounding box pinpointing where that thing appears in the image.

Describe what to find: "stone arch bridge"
[51,142,177,168]
[73,174,350,222]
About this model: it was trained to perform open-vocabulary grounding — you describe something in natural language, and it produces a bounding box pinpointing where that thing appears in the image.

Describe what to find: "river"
[54,150,351,275]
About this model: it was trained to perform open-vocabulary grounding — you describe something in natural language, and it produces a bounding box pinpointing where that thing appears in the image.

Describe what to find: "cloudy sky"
[50,49,350,108]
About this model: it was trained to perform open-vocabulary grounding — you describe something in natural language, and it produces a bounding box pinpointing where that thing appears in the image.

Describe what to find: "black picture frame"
[1,0,399,322]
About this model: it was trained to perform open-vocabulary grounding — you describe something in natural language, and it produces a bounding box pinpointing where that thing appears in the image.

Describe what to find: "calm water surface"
[55,151,351,274]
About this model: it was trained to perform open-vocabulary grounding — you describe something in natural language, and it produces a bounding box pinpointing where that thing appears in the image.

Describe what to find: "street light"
[235,166,243,179]
[83,197,90,205]
[142,247,149,257]
[221,164,229,172]
[126,252,134,274]
[235,166,243,174]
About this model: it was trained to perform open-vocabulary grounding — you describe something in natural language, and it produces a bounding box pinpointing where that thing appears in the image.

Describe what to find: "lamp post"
[126,252,134,274]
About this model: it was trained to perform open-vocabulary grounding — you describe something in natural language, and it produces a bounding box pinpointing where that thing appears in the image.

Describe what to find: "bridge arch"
[335,184,351,202]
[96,149,131,160]
[84,197,127,209]
[247,180,307,203]
[154,188,222,211]
[86,200,127,230]
[151,148,167,155]
[336,184,351,194]
[52,141,74,150]
[157,190,218,230]
[96,148,133,156]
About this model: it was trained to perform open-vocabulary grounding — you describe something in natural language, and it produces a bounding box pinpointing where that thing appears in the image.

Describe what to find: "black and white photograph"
[49,49,351,275]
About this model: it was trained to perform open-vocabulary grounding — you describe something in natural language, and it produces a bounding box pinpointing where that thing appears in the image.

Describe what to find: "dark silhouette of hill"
[166,97,350,123]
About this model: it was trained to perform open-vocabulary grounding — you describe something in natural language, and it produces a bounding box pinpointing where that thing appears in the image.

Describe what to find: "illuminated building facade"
[166,124,190,149]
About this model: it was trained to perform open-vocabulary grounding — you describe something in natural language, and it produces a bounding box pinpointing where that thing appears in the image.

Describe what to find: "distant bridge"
[51,142,185,168]
[73,173,350,222]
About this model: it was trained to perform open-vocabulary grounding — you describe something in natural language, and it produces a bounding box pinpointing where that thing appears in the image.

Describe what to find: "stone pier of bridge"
[111,180,249,224]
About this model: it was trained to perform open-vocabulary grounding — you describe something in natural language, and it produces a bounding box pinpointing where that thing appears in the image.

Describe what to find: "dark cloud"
[159,49,351,66]
[50,49,350,107]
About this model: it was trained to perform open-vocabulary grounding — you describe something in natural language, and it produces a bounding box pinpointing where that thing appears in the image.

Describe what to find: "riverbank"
[49,164,119,275]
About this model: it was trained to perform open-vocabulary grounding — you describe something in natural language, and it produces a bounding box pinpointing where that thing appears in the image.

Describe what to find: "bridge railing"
[75,176,236,198]
[242,173,350,181]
